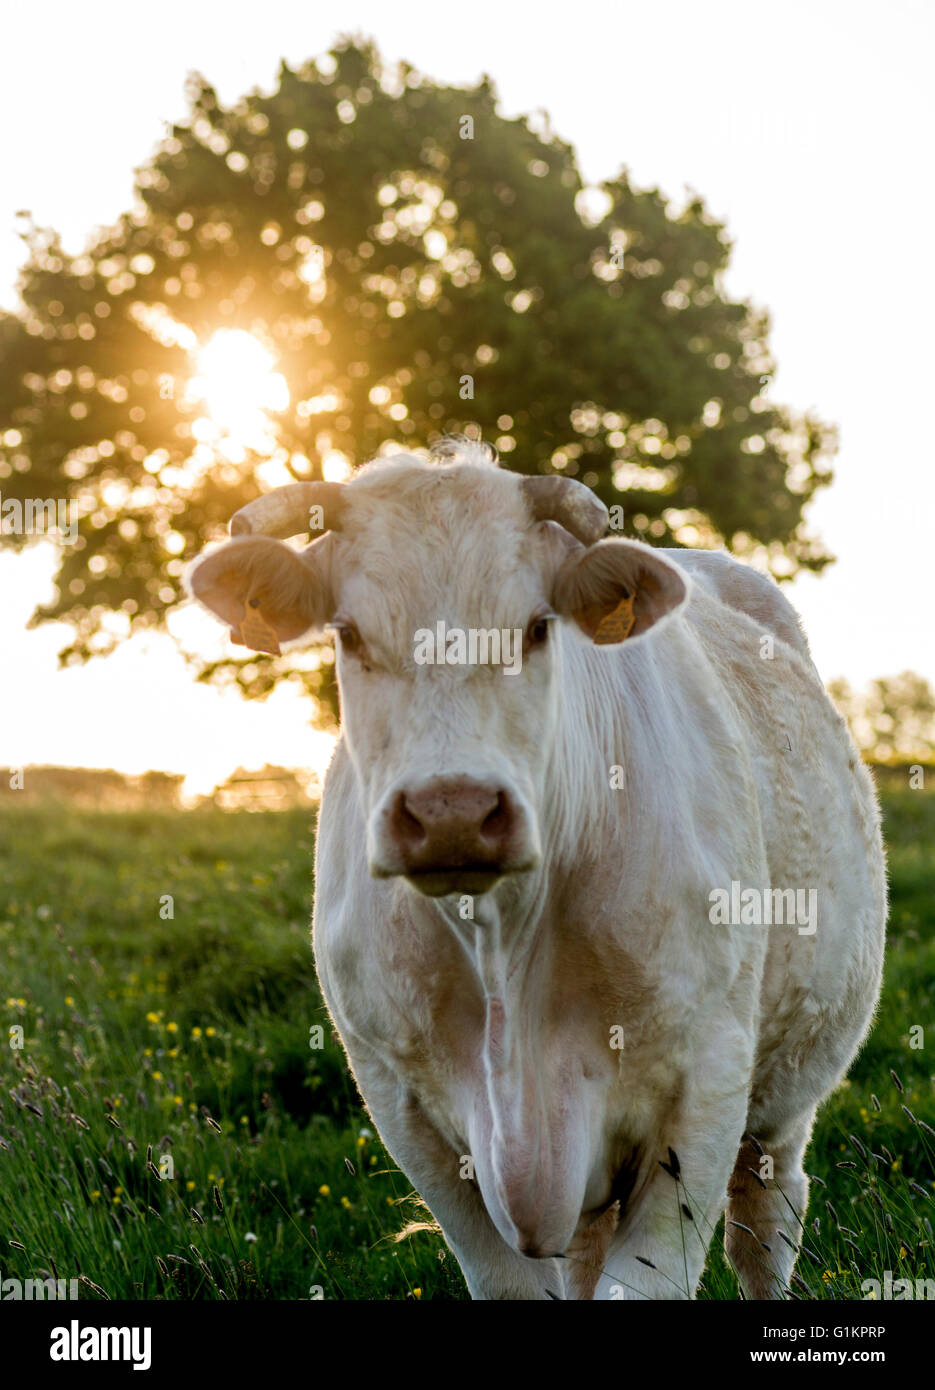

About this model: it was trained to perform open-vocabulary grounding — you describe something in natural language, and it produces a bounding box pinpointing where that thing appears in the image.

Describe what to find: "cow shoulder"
[662,549,812,664]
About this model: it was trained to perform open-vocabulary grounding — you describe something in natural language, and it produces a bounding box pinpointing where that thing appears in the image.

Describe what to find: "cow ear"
[186,534,333,655]
[554,539,689,644]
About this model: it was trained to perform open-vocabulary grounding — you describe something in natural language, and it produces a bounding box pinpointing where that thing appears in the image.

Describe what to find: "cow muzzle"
[371,775,539,896]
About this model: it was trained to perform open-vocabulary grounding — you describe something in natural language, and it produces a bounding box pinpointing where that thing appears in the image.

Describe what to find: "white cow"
[190,442,886,1300]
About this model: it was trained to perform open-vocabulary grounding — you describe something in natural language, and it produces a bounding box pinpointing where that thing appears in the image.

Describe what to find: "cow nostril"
[393,792,428,850]
[481,792,512,846]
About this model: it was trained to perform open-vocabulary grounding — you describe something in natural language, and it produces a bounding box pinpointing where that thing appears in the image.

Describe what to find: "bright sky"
[1,0,932,791]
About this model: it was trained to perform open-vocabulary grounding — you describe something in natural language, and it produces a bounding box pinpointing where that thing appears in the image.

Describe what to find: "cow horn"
[521,475,608,545]
[230,482,346,539]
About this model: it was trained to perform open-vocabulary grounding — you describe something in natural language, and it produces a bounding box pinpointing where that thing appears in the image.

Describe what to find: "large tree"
[0,37,834,720]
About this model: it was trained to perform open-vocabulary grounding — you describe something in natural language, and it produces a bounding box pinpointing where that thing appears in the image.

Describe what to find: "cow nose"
[388,776,517,877]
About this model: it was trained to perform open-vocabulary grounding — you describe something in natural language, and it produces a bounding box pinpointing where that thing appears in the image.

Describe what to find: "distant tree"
[828,672,935,763]
[0,37,835,716]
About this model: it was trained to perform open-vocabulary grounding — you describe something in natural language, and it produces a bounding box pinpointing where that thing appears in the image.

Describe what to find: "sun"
[186,330,289,462]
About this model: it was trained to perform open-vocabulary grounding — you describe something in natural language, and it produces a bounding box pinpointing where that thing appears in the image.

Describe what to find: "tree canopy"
[829,672,935,765]
[0,37,835,717]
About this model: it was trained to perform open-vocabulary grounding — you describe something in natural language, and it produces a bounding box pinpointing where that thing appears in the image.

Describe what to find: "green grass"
[0,786,932,1300]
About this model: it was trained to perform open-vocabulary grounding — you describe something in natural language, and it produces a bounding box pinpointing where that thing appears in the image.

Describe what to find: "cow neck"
[431,862,553,994]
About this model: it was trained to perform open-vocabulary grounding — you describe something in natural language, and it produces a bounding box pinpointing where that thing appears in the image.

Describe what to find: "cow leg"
[590,1161,736,1300]
[724,1110,815,1300]
[347,1050,563,1300]
[591,1035,752,1300]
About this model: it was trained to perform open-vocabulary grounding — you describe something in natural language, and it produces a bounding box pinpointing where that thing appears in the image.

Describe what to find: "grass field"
[0,783,932,1300]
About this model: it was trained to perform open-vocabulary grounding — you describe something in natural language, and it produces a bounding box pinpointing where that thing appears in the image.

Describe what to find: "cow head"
[188,445,688,897]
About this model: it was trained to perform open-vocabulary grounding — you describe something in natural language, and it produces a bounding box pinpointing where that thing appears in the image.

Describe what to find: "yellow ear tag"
[593,591,636,645]
[236,598,281,655]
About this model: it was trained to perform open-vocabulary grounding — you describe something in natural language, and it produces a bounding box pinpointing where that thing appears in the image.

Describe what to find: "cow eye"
[327,620,361,654]
[526,614,553,648]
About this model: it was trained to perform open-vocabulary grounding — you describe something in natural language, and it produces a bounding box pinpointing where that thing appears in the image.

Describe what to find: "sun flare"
[186,330,289,462]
